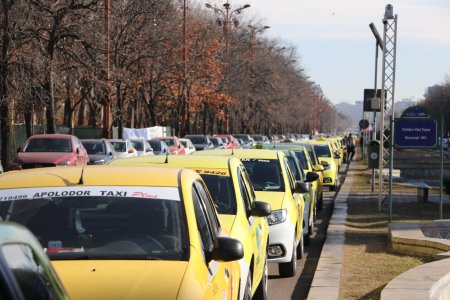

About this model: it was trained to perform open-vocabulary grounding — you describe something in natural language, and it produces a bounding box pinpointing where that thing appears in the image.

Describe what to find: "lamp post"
[205,1,250,133]
[369,22,384,192]
[248,24,269,59]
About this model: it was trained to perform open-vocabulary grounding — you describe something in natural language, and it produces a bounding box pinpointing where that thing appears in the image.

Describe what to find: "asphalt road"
[267,164,347,300]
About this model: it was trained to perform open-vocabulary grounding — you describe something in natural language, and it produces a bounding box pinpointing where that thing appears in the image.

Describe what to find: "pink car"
[11,134,89,170]
[155,136,186,155]
[213,134,240,149]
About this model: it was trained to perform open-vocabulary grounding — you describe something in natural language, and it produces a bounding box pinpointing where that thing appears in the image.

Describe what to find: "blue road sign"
[394,118,437,148]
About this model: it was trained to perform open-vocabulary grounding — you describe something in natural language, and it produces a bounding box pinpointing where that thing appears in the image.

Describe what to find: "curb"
[307,164,353,299]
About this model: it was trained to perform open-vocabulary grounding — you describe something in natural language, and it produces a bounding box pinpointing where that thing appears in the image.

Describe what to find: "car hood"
[218,214,236,234]
[52,260,188,300]
[254,191,285,211]
[18,152,74,164]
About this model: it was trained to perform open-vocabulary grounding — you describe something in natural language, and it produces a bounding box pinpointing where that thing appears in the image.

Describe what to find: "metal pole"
[440,115,444,219]
[371,38,379,192]
[388,118,394,222]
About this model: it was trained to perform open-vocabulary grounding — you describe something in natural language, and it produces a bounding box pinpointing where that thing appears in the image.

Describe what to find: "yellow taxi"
[194,149,307,278]
[326,137,344,168]
[110,155,271,299]
[0,166,243,299]
[0,221,70,300]
[300,140,339,191]
[261,144,323,225]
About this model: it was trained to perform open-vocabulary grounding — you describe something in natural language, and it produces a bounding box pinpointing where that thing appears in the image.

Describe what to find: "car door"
[192,181,236,299]
[282,157,303,241]
[238,166,267,283]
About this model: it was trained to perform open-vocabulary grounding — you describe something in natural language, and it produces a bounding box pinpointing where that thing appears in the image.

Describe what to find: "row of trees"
[0,0,350,169]
[419,79,450,134]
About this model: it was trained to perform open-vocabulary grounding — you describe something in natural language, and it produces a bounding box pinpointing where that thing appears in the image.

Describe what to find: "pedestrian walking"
[347,133,355,162]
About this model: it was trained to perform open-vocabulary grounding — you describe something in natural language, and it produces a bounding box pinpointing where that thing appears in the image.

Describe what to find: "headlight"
[267,209,287,226]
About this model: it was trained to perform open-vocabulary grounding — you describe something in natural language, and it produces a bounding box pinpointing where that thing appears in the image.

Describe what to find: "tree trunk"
[0,0,12,170]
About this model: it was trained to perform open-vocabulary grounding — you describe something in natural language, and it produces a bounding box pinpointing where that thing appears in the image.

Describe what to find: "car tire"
[253,254,268,300]
[330,184,336,192]
[242,271,252,300]
[308,216,315,237]
[279,237,297,278]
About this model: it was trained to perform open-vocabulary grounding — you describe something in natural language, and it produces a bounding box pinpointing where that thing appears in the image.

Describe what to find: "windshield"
[252,136,263,142]
[200,175,236,215]
[0,187,188,261]
[110,141,126,153]
[313,145,331,158]
[83,141,105,155]
[241,159,284,191]
[24,138,72,153]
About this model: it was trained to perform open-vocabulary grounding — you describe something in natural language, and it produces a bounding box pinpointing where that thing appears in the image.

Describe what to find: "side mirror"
[178,144,181,148]
[294,181,310,194]
[108,152,113,156]
[334,153,341,159]
[211,237,244,262]
[305,171,319,182]
[250,201,272,217]
[314,164,324,171]
[17,147,21,153]
[76,148,80,154]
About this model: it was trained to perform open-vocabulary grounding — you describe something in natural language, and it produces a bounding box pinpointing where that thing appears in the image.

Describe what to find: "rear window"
[0,186,188,261]
[149,141,161,151]
[110,141,126,152]
[240,159,284,192]
[188,136,206,144]
[24,138,72,153]
[131,140,144,151]
[160,139,175,146]
[82,141,105,155]
[313,145,331,158]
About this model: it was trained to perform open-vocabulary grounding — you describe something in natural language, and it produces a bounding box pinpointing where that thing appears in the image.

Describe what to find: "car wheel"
[242,270,252,300]
[330,184,336,192]
[279,236,297,278]
[253,254,268,300]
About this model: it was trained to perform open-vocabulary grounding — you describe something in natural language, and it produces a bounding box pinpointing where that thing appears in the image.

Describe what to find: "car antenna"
[231,148,234,155]
[164,152,169,163]
[78,165,85,185]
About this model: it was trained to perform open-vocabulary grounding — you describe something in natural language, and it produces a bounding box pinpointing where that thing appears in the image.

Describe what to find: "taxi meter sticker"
[194,169,229,176]
[0,186,180,201]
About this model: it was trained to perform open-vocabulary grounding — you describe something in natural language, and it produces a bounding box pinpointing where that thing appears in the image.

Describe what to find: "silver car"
[108,139,137,158]
[130,139,154,156]
[81,139,117,165]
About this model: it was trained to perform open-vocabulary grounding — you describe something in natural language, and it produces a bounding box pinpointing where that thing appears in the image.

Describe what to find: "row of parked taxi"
[0,134,345,299]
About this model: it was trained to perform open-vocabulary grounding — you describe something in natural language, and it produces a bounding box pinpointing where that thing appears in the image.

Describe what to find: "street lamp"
[248,24,270,59]
[205,0,251,133]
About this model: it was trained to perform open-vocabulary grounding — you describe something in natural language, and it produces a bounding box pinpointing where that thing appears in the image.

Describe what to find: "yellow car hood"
[218,214,237,234]
[53,260,188,300]
[254,191,285,210]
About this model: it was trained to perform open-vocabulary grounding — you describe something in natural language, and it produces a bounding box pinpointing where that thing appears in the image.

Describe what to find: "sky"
[197,0,450,105]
